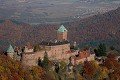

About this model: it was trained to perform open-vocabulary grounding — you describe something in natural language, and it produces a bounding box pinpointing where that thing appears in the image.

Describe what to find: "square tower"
[57,25,68,42]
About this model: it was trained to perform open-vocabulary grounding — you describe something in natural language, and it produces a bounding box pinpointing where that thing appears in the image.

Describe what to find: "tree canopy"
[94,43,106,56]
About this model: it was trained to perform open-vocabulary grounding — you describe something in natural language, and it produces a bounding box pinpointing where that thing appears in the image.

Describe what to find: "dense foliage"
[0,53,53,80]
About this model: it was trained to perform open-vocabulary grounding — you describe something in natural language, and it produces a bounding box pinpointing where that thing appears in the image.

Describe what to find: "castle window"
[62,49,64,54]
[55,50,56,54]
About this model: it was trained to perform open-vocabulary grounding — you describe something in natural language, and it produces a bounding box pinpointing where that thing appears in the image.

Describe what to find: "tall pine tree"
[42,51,49,69]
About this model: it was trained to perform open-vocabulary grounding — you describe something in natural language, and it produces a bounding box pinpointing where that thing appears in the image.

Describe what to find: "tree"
[83,61,99,79]
[76,64,84,75]
[42,51,49,69]
[57,61,67,80]
[59,61,67,72]
[104,54,120,69]
[110,46,115,50]
[100,66,109,79]
[34,45,40,52]
[38,57,42,66]
[55,63,59,74]
[94,43,106,56]
[76,72,84,80]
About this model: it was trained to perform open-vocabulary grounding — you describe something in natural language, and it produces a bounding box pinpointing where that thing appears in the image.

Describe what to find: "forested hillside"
[0,53,53,80]
[0,7,120,51]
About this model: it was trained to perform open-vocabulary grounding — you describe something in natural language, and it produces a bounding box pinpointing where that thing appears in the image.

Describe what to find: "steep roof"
[57,25,68,32]
[7,44,14,53]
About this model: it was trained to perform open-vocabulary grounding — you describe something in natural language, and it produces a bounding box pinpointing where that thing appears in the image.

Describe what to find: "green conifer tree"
[94,43,106,56]
[42,51,49,69]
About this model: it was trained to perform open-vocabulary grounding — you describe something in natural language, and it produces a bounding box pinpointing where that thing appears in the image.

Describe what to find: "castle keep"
[7,25,95,66]
[57,25,68,41]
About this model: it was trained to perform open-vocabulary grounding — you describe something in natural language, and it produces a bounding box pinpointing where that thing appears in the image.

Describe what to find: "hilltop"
[0,7,120,51]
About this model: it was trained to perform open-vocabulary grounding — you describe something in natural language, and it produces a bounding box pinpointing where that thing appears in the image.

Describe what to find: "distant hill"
[69,7,120,48]
[0,7,120,51]
[0,0,119,24]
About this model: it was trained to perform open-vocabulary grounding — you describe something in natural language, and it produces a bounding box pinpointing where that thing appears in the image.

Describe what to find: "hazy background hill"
[0,0,120,24]
[0,7,120,51]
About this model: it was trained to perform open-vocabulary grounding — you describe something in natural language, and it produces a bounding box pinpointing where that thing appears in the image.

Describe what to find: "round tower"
[7,44,14,59]
[57,25,68,42]
[21,52,37,66]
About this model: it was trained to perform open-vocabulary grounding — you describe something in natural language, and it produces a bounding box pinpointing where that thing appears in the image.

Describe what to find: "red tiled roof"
[75,56,81,60]
[75,51,90,60]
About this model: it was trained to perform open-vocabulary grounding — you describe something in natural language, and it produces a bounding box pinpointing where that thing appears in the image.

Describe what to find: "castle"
[6,25,95,66]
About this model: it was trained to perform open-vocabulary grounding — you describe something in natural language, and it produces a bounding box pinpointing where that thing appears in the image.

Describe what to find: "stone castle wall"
[35,43,70,60]
[22,53,37,66]
[35,51,44,60]
[24,48,33,53]
[45,43,70,60]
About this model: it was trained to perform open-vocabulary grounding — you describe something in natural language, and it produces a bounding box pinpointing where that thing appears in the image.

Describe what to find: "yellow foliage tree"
[100,66,109,79]
[1,75,7,80]
[0,66,4,73]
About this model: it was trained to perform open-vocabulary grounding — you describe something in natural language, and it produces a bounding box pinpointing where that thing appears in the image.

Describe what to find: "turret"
[7,44,14,59]
[57,25,68,42]
[73,41,77,48]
